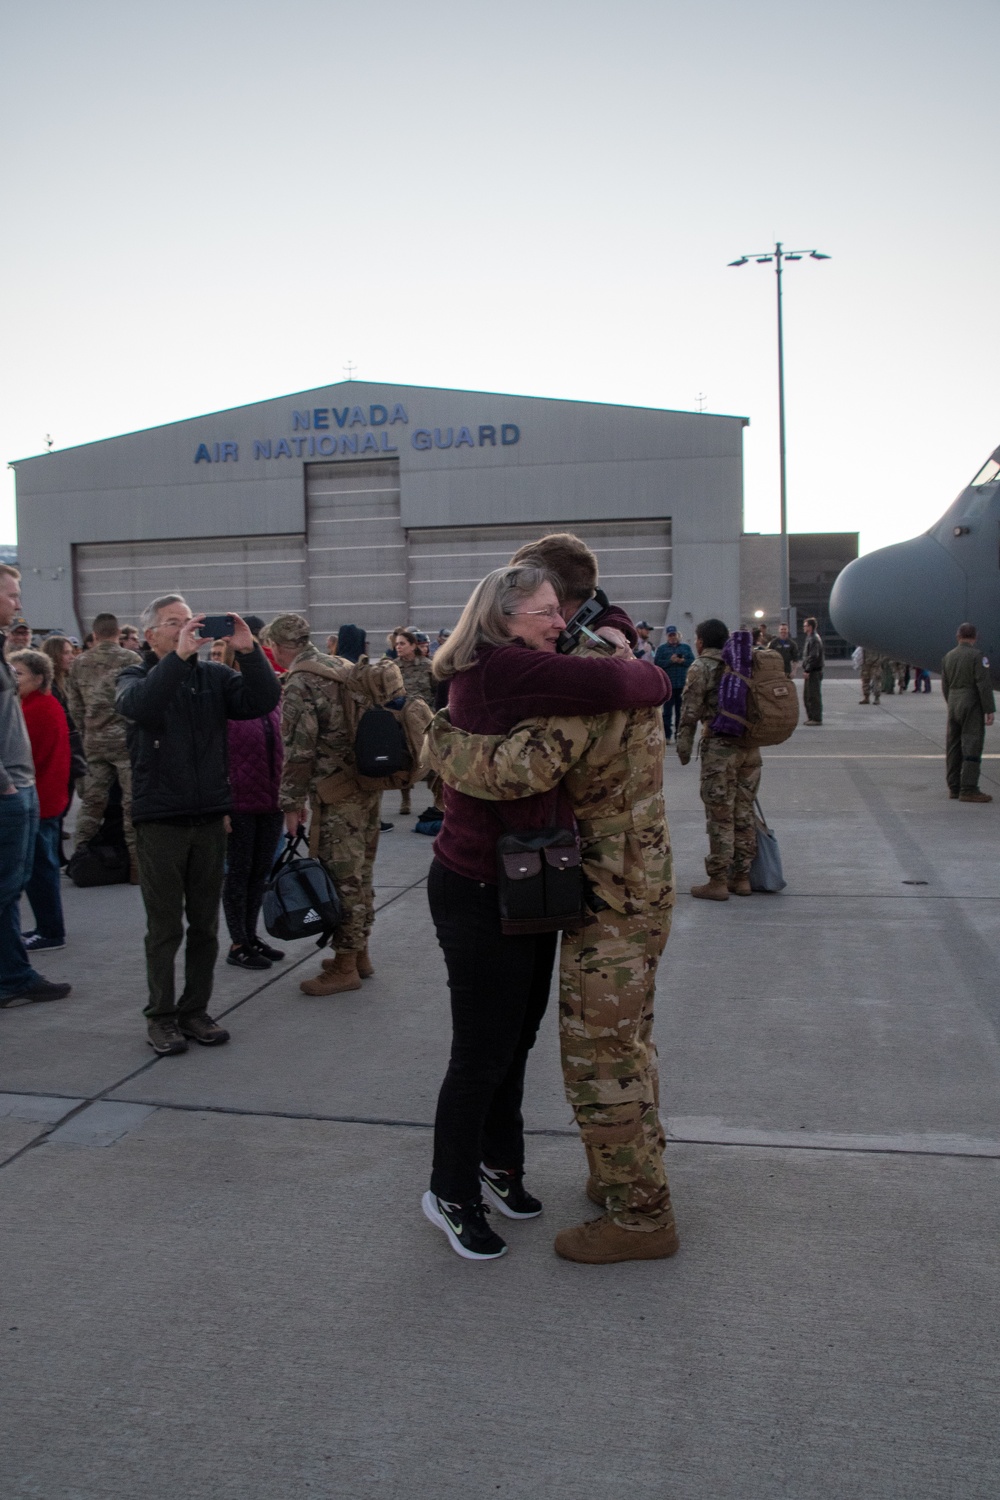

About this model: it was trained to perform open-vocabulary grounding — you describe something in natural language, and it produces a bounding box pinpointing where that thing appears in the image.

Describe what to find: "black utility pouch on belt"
[495,825,584,936]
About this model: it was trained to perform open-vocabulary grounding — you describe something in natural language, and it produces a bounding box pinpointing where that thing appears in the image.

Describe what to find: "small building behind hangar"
[11,380,749,644]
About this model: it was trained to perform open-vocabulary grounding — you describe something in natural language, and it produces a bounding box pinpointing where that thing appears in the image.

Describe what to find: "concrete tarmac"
[2,679,999,1498]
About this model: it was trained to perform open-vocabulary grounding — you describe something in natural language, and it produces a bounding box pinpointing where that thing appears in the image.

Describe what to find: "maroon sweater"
[433,642,670,885]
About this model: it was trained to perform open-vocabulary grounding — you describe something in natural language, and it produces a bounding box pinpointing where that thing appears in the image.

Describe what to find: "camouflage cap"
[268,613,311,647]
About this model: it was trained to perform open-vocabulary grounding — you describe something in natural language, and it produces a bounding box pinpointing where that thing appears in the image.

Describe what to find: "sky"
[1,0,997,555]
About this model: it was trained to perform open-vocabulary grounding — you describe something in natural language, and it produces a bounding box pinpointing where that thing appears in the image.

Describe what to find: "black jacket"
[116,645,281,822]
[802,633,825,674]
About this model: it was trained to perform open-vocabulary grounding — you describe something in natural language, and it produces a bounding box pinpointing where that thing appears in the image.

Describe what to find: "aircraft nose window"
[971,447,1000,487]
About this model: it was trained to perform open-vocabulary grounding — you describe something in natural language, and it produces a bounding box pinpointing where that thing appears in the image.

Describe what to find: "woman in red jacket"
[10,650,70,952]
[422,565,668,1262]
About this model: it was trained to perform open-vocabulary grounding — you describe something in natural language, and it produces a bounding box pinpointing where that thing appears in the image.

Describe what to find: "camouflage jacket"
[397,656,436,708]
[66,641,143,754]
[425,696,671,917]
[675,648,724,760]
[279,643,404,810]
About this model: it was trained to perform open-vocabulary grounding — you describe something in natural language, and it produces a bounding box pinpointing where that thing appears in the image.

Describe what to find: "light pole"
[728,243,830,628]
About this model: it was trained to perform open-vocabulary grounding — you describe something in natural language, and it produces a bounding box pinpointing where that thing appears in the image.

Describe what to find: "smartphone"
[199,614,235,640]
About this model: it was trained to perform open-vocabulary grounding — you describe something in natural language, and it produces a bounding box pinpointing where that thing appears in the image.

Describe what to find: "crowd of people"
[0,547,992,1268]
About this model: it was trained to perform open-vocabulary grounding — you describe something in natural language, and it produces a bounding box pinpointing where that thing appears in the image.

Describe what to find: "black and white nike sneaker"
[421,1191,508,1260]
[479,1164,543,1220]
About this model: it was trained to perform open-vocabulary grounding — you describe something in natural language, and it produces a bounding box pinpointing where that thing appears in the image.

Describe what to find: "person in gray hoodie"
[0,565,72,1006]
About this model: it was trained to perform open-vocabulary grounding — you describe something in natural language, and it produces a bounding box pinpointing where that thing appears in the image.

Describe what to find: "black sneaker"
[24,934,66,952]
[0,978,72,1007]
[480,1164,543,1219]
[421,1191,508,1260]
[251,937,285,962]
[226,944,271,970]
[380,820,394,832]
[147,1019,188,1055]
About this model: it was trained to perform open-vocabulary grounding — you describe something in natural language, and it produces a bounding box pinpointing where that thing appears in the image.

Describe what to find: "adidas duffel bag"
[262,831,343,942]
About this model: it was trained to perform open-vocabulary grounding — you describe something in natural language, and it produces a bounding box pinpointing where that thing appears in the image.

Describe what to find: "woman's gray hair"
[140,593,187,632]
[9,648,53,691]
[432,564,555,681]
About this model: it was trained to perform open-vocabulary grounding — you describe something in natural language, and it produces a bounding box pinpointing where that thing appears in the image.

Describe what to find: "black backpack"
[262,832,343,945]
[354,704,411,784]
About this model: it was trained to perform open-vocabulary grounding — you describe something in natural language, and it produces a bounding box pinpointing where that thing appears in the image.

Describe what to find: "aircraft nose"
[829,534,968,667]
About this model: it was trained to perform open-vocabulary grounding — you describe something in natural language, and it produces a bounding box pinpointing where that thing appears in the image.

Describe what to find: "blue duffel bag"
[749,798,786,893]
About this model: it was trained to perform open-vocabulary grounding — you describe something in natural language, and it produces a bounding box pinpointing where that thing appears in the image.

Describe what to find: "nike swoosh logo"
[441,1209,464,1235]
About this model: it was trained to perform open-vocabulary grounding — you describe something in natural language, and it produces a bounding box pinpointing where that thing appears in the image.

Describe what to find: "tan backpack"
[741,648,799,747]
[285,654,431,791]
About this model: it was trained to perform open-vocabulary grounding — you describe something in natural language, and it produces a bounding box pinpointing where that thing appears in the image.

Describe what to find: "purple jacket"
[227,706,283,815]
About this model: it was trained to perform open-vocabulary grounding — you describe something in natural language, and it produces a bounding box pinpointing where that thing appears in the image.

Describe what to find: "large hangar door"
[407,520,672,631]
[305,460,406,647]
[74,535,306,631]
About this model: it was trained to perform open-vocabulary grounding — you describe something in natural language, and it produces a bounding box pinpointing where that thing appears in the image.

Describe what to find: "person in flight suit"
[941,623,996,803]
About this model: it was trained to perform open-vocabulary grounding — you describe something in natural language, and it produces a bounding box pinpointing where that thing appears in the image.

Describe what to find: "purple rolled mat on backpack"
[710,629,753,737]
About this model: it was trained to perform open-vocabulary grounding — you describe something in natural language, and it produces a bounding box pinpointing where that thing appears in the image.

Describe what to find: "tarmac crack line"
[0,869,431,1173]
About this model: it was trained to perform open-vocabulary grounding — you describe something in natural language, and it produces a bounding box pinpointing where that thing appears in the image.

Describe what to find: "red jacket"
[21,689,71,819]
[433,642,669,885]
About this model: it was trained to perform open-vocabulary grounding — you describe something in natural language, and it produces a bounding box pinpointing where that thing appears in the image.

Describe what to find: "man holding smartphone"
[116,594,280,1055]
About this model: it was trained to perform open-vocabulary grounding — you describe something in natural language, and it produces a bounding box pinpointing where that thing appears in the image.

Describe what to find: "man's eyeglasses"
[509,606,563,620]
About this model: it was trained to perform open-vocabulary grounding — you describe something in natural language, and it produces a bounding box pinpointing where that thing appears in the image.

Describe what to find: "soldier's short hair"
[141,594,187,632]
[509,533,598,605]
[92,612,120,640]
[958,622,977,640]
[0,563,20,583]
[9,647,52,691]
[696,618,729,650]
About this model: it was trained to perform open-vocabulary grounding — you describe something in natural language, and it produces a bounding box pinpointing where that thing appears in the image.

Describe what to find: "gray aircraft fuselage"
[829,444,1000,682]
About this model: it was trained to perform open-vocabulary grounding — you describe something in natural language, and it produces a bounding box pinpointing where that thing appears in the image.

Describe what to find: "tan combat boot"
[325,944,374,978]
[300,951,362,996]
[554,1210,680,1264]
[399,789,412,815]
[691,877,729,901]
[959,790,993,803]
[727,874,752,896]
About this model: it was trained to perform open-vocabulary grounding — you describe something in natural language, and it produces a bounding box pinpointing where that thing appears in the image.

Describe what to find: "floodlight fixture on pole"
[728,241,831,628]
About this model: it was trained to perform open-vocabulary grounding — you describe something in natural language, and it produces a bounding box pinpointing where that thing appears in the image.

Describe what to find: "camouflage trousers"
[310,793,381,951]
[75,753,135,854]
[699,736,762,879]
[559,901,673,1231]
[860,664,882,701]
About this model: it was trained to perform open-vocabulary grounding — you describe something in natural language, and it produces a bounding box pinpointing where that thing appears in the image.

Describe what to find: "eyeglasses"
[509,607,563,620]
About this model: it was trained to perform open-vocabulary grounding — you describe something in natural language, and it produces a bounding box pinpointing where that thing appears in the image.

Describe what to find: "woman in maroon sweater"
[421,564,668,1261]
[10,650,71,951]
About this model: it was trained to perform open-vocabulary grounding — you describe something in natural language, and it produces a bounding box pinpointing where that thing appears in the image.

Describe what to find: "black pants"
[135,817,226,1020]
[804,670,823,723]
[223,810,284,947]
[428,859,557,1204]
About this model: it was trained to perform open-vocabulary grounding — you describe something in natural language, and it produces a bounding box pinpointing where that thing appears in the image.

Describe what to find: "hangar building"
[11,380,752,645]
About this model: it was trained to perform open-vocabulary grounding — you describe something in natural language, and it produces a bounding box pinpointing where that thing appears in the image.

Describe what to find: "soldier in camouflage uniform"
[859,648,887,704]
[391,629,436,815]
[676,617,761,901]
[426,654,679,1264]
[66,612,142,874]
[270,614,405,995]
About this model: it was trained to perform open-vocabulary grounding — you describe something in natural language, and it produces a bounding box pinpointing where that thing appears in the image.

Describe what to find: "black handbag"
[262,831,343,945]
[496,824,584,936]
